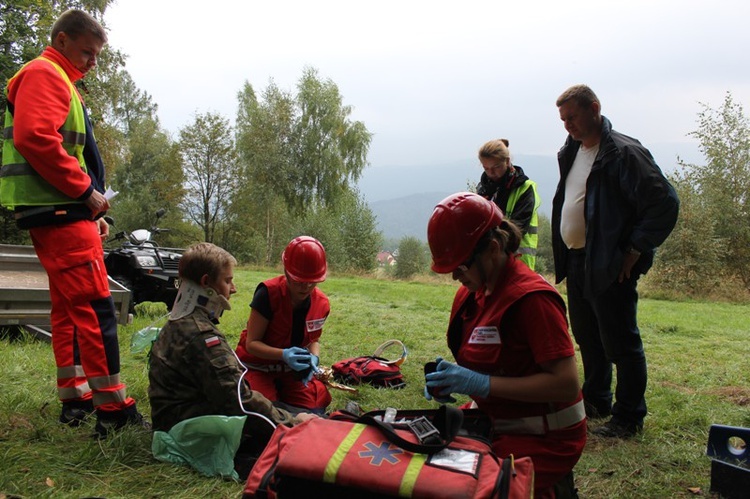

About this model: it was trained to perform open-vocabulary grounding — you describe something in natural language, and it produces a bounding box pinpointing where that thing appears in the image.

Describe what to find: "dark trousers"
[565,250,647,426]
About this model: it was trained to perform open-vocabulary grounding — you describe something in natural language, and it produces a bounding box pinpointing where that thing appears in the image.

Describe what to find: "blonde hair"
[179,242,237,284]
[478,138,510,162]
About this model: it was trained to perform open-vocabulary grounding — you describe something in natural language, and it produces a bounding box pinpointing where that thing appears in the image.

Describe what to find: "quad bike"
[104,209,183,313]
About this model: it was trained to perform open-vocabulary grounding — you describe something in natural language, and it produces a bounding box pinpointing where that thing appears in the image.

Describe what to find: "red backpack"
[331,340,407,389]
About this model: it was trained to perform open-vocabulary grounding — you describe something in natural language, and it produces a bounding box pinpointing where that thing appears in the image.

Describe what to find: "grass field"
[1,268,749,498]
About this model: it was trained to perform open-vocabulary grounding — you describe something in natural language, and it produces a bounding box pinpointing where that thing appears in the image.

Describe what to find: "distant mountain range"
[359,143,701,242]
[368,192,451,243]
[359,154,558,242]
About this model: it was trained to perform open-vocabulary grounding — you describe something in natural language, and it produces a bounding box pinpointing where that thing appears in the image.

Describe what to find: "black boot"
[59,399,95,427]
[94,403,151,439]
[553,471,579,499]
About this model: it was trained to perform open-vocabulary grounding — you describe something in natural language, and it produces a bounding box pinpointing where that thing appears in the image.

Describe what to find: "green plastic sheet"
[152,415,247,480]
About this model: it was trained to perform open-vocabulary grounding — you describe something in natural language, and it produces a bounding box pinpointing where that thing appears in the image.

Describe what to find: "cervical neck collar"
[169,279,231,322]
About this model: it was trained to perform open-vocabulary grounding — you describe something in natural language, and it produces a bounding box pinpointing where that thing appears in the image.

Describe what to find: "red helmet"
[282,236,327,282]
[427,192,504,273]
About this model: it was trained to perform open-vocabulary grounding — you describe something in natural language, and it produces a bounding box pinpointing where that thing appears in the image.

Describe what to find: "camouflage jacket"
[148,306,298,432]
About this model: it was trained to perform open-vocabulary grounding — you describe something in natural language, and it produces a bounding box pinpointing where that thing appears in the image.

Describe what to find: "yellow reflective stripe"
[398,452,426,497]
[324,423,367,483]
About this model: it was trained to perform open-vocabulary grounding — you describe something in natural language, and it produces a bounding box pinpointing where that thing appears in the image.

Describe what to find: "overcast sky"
[105,0,749,174]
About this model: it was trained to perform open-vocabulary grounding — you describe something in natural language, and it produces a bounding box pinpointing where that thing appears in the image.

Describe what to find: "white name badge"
[306,317,327,332]
[468,326,501,344]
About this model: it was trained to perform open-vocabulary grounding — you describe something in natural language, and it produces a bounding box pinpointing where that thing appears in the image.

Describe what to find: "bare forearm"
[245,340,284,361]
[488,371,579,403]
[487,356,580,403]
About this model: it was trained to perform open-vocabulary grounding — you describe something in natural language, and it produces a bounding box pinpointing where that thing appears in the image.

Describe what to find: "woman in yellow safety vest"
[476,138,540,270]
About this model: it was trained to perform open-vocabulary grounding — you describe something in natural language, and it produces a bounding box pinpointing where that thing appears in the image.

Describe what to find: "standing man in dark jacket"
[552,84,679,438]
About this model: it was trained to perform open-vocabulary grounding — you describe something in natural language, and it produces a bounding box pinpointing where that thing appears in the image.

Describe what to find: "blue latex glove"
[302,354,320,386]
[425,359,490,398]
[423,385,456,404]
[282,347,312,371]
[423,356,457,403]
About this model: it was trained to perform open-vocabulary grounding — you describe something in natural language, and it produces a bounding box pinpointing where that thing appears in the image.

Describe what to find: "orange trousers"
[244,369,331,410]
[30,220,134,412]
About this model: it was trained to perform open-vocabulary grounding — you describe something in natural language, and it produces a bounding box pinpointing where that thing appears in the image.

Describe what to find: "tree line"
[2,1,749,298]
[648,93,750,299]
[0,0,380,272]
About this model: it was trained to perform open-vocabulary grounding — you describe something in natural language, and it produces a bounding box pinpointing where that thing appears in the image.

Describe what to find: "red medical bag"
[243,406,533,498]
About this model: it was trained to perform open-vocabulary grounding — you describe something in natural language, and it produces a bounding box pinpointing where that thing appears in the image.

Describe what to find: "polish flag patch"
[204,336,221,348]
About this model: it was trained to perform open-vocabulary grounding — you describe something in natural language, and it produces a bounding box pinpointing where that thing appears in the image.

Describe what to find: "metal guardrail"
[0,244,131,341]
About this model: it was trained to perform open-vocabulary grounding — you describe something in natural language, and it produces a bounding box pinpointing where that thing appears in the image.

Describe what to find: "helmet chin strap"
[169,279,231,322]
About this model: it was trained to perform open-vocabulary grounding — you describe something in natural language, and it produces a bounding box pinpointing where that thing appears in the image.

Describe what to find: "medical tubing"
[231,349,276,430]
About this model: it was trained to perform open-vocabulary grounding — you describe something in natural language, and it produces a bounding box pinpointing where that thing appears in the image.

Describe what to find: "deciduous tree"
[108,116,187,246]
[535,213,552,275]
[289,67,372,213]
[395,236,428,279]
[233,81,296,263]
[290,189,381,272]
[648,173,724,295]
[234,69,377,268]
[178,112,238,244]
[652,92,750,295]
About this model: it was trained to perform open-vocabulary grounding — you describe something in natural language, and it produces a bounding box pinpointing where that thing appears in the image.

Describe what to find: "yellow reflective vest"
[506,179,540,270]
[1,56,87,209]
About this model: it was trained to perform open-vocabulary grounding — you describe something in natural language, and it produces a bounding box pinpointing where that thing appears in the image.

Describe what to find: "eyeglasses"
[285,272,318,288]
[455,235,493,273]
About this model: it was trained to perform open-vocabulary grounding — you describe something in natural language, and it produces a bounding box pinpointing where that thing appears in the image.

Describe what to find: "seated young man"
[148,242,316,478]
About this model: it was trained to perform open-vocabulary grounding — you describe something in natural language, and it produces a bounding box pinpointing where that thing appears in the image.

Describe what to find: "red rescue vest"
[447,257,581,420]
[236,275,330,366]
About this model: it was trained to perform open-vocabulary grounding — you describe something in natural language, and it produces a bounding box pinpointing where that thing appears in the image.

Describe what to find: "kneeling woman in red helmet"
[424,193,586,499]
[235,236,332,415]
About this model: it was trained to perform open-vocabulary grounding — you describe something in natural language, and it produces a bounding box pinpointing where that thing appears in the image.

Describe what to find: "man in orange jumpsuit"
[0,9,147,437]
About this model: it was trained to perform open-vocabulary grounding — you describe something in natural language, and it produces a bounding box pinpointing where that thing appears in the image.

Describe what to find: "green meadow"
[1,268,748,498]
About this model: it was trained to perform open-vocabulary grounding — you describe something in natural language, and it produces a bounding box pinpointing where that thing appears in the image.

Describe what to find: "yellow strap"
[398,452,426,497]
[37,56,78,97]
[324,423,367,483]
